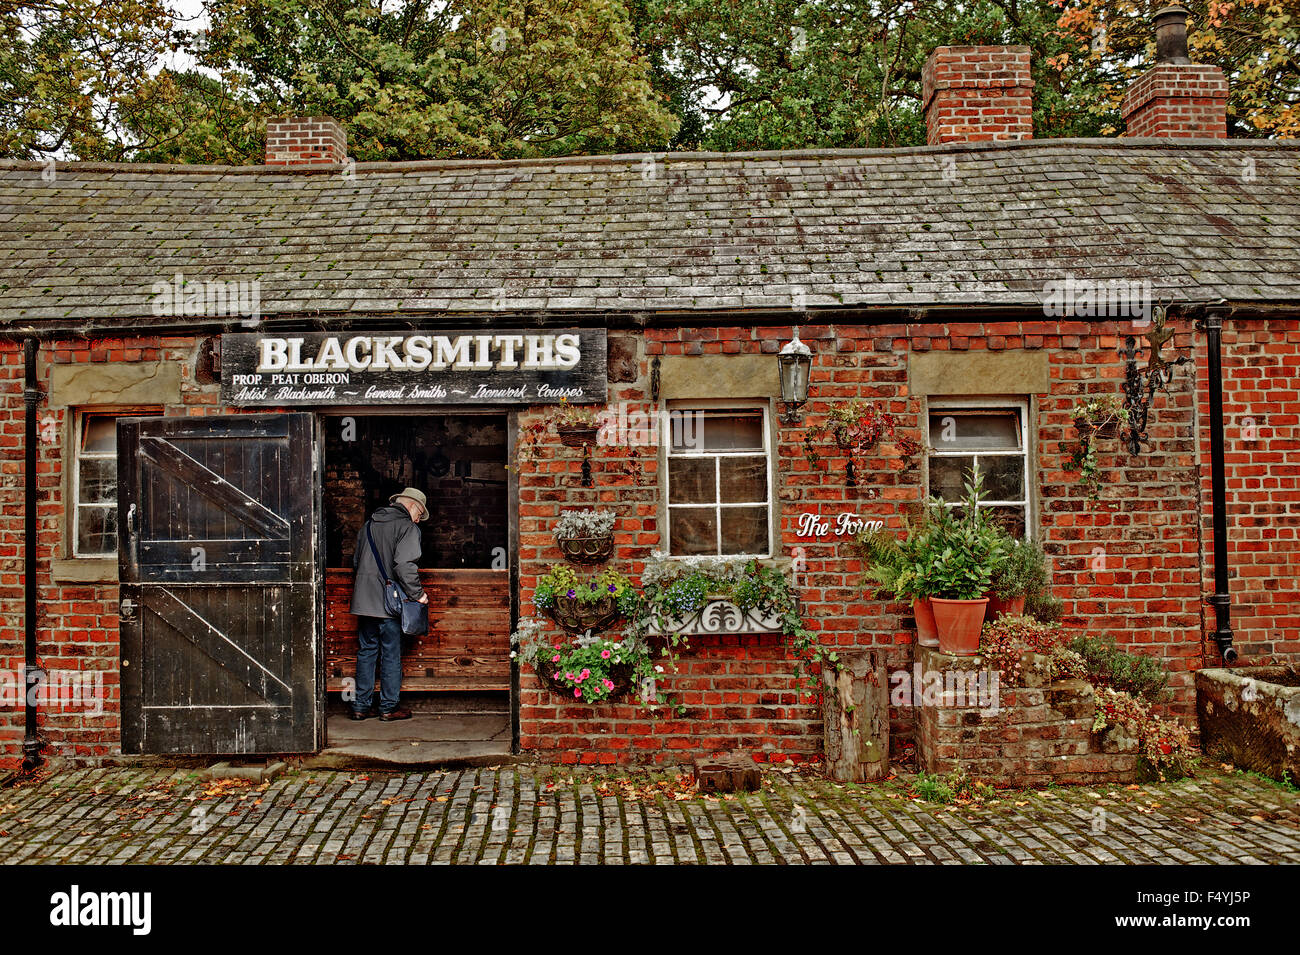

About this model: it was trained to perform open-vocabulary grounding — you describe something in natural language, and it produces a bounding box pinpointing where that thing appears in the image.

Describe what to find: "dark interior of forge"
[323,414,508,569]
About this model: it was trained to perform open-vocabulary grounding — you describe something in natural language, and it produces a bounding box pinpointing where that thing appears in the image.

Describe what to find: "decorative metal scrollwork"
[646,598,783,636]
[1121,306,1190,456]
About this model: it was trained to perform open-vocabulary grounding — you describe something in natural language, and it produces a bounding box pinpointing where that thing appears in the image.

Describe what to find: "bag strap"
[363,521,394,587]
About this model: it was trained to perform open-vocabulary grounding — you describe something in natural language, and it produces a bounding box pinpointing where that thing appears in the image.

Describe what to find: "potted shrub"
[919,475,1008,655]
[553,508,617,563]
[987,536,1049,620]
[857,522,939,647]
[532,564,636,633]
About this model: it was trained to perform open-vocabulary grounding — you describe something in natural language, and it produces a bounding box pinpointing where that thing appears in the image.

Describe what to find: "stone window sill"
[50,558,118,584]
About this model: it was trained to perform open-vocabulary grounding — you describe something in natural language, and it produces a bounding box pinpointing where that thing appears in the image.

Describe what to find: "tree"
[0,0,180,159]
[1056,0,1300,137]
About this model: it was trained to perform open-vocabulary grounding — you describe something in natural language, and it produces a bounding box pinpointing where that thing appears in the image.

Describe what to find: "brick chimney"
[921,46,1034,145]
[265,116,348,166]
[1121,6,1228,139]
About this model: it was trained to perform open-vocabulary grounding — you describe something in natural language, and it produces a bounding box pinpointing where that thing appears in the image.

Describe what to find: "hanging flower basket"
[556,534,615,564]
[556,424,599,448]
[543,593,622,633]
[536,659,639,704]
[1074,415,1121,440]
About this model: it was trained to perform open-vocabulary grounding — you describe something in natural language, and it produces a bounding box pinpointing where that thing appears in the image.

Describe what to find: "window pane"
[668,457,715,504]
[929,411,1020,451]
[929,455,976,501]
[720,506,768,555]
[979,455,1024,501]
[77,505,117,556]
[669,508,718,555]
[719,456,767,503]
[700,412,764,451]
[78,457,117,504]
[81,415,117,454]
[987,506,1026,539]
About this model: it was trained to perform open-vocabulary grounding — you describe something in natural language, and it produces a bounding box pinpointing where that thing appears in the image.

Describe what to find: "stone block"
[694,753,762,793]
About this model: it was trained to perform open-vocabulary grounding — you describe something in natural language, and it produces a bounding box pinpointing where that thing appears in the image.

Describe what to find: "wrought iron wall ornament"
[644,598,783,636]
[650,356,661,404]
[1121,306,1190,455]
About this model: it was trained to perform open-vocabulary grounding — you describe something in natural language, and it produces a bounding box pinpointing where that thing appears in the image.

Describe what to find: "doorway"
[319,413,512,763]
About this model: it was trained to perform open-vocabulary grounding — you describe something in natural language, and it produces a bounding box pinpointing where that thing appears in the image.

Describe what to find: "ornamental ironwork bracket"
[645,598,783,636]
[1121,306,1191,456]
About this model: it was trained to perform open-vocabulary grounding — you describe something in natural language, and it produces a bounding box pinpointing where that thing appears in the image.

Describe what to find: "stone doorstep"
[693,752,763,793]
[199,760,288,784]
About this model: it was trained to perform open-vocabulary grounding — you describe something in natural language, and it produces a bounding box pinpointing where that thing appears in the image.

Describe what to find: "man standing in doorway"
[349,487,430,721]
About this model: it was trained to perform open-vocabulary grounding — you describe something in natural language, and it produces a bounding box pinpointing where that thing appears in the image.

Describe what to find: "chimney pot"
[1154,5,1192,64]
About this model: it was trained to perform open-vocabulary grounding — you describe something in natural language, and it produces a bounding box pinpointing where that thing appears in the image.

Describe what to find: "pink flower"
[565,672,574,681]
[574,688,582,698]
[601,649,612,659]
[604,679,614,690]
[580,669,590,680]
[552,654,561,663]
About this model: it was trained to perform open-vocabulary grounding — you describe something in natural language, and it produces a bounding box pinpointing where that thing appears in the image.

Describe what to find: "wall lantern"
[778,330,813,424]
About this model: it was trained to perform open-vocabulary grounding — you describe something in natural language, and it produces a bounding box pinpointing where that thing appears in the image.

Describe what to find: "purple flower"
[607,584,617,593]
[566,589,576,599]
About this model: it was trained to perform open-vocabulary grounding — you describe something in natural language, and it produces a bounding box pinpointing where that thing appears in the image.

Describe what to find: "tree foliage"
[1,0,1293,162]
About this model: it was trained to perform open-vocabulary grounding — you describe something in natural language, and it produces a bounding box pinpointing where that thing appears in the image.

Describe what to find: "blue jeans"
[354,615,402,714]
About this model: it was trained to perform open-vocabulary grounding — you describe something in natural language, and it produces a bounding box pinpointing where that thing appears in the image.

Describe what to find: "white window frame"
[663,402,774,559]
[71,408,160,558]
[927,398,1033,540]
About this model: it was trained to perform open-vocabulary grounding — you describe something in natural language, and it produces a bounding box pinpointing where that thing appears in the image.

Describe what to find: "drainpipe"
[1202,313,1237,664]
[22,338,44,770]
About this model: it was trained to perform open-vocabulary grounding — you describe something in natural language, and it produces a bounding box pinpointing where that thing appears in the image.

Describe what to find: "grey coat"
[350,505,425,618]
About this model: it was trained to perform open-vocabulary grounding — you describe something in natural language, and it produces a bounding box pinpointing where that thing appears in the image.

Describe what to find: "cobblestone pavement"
[2,763,1298,864]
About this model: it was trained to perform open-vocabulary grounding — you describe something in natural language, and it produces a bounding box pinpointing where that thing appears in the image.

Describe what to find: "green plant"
[990,537,1050,601]
[1066,394,1131,500]
[1023,589,1064,623]
[1091,686,1194,780]
[1067,634,1172,704]
[630,552,819,691]
[979,614,1086,686]
[911,472,1009,600]
[511,618,656,705]
[911,769,995,804]
[802,398,921,475]
[533,564,636,615]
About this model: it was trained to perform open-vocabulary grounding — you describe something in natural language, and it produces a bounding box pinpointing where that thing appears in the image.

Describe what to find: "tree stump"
[821,649,889,782]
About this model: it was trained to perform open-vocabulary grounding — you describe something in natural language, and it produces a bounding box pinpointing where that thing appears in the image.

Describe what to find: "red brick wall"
[0,334,218,770]
[3,319,1294,769]
[1120,64,1229,139]
[1196,320,1300,663]
[921,46,1035,145]
[517,319,1214,765]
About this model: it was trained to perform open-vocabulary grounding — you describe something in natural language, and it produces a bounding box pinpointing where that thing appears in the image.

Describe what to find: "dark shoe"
[378,707,413,722]
[347,708,372,721]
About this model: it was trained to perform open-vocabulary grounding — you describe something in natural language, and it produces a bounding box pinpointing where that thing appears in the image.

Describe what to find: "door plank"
[145,586,294,706]
[139,435,291,540]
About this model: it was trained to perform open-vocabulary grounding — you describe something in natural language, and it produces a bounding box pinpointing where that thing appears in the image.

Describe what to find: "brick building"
[1,24,1298,771]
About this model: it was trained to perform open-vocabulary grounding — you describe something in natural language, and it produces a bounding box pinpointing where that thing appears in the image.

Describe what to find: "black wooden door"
[118,413,323,754]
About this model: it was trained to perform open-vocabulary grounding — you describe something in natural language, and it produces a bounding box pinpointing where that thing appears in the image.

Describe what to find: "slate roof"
[2,138,1299,325]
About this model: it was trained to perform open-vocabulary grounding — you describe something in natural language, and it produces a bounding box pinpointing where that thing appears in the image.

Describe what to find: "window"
[927,401,1030,538]
[73,410,158,557]
[665,406,772,557]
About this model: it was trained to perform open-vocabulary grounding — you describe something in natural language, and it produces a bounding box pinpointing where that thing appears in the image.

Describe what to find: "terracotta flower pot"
[931,597,989,656]
[985,594,1026,622]
[913,598,939,648]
